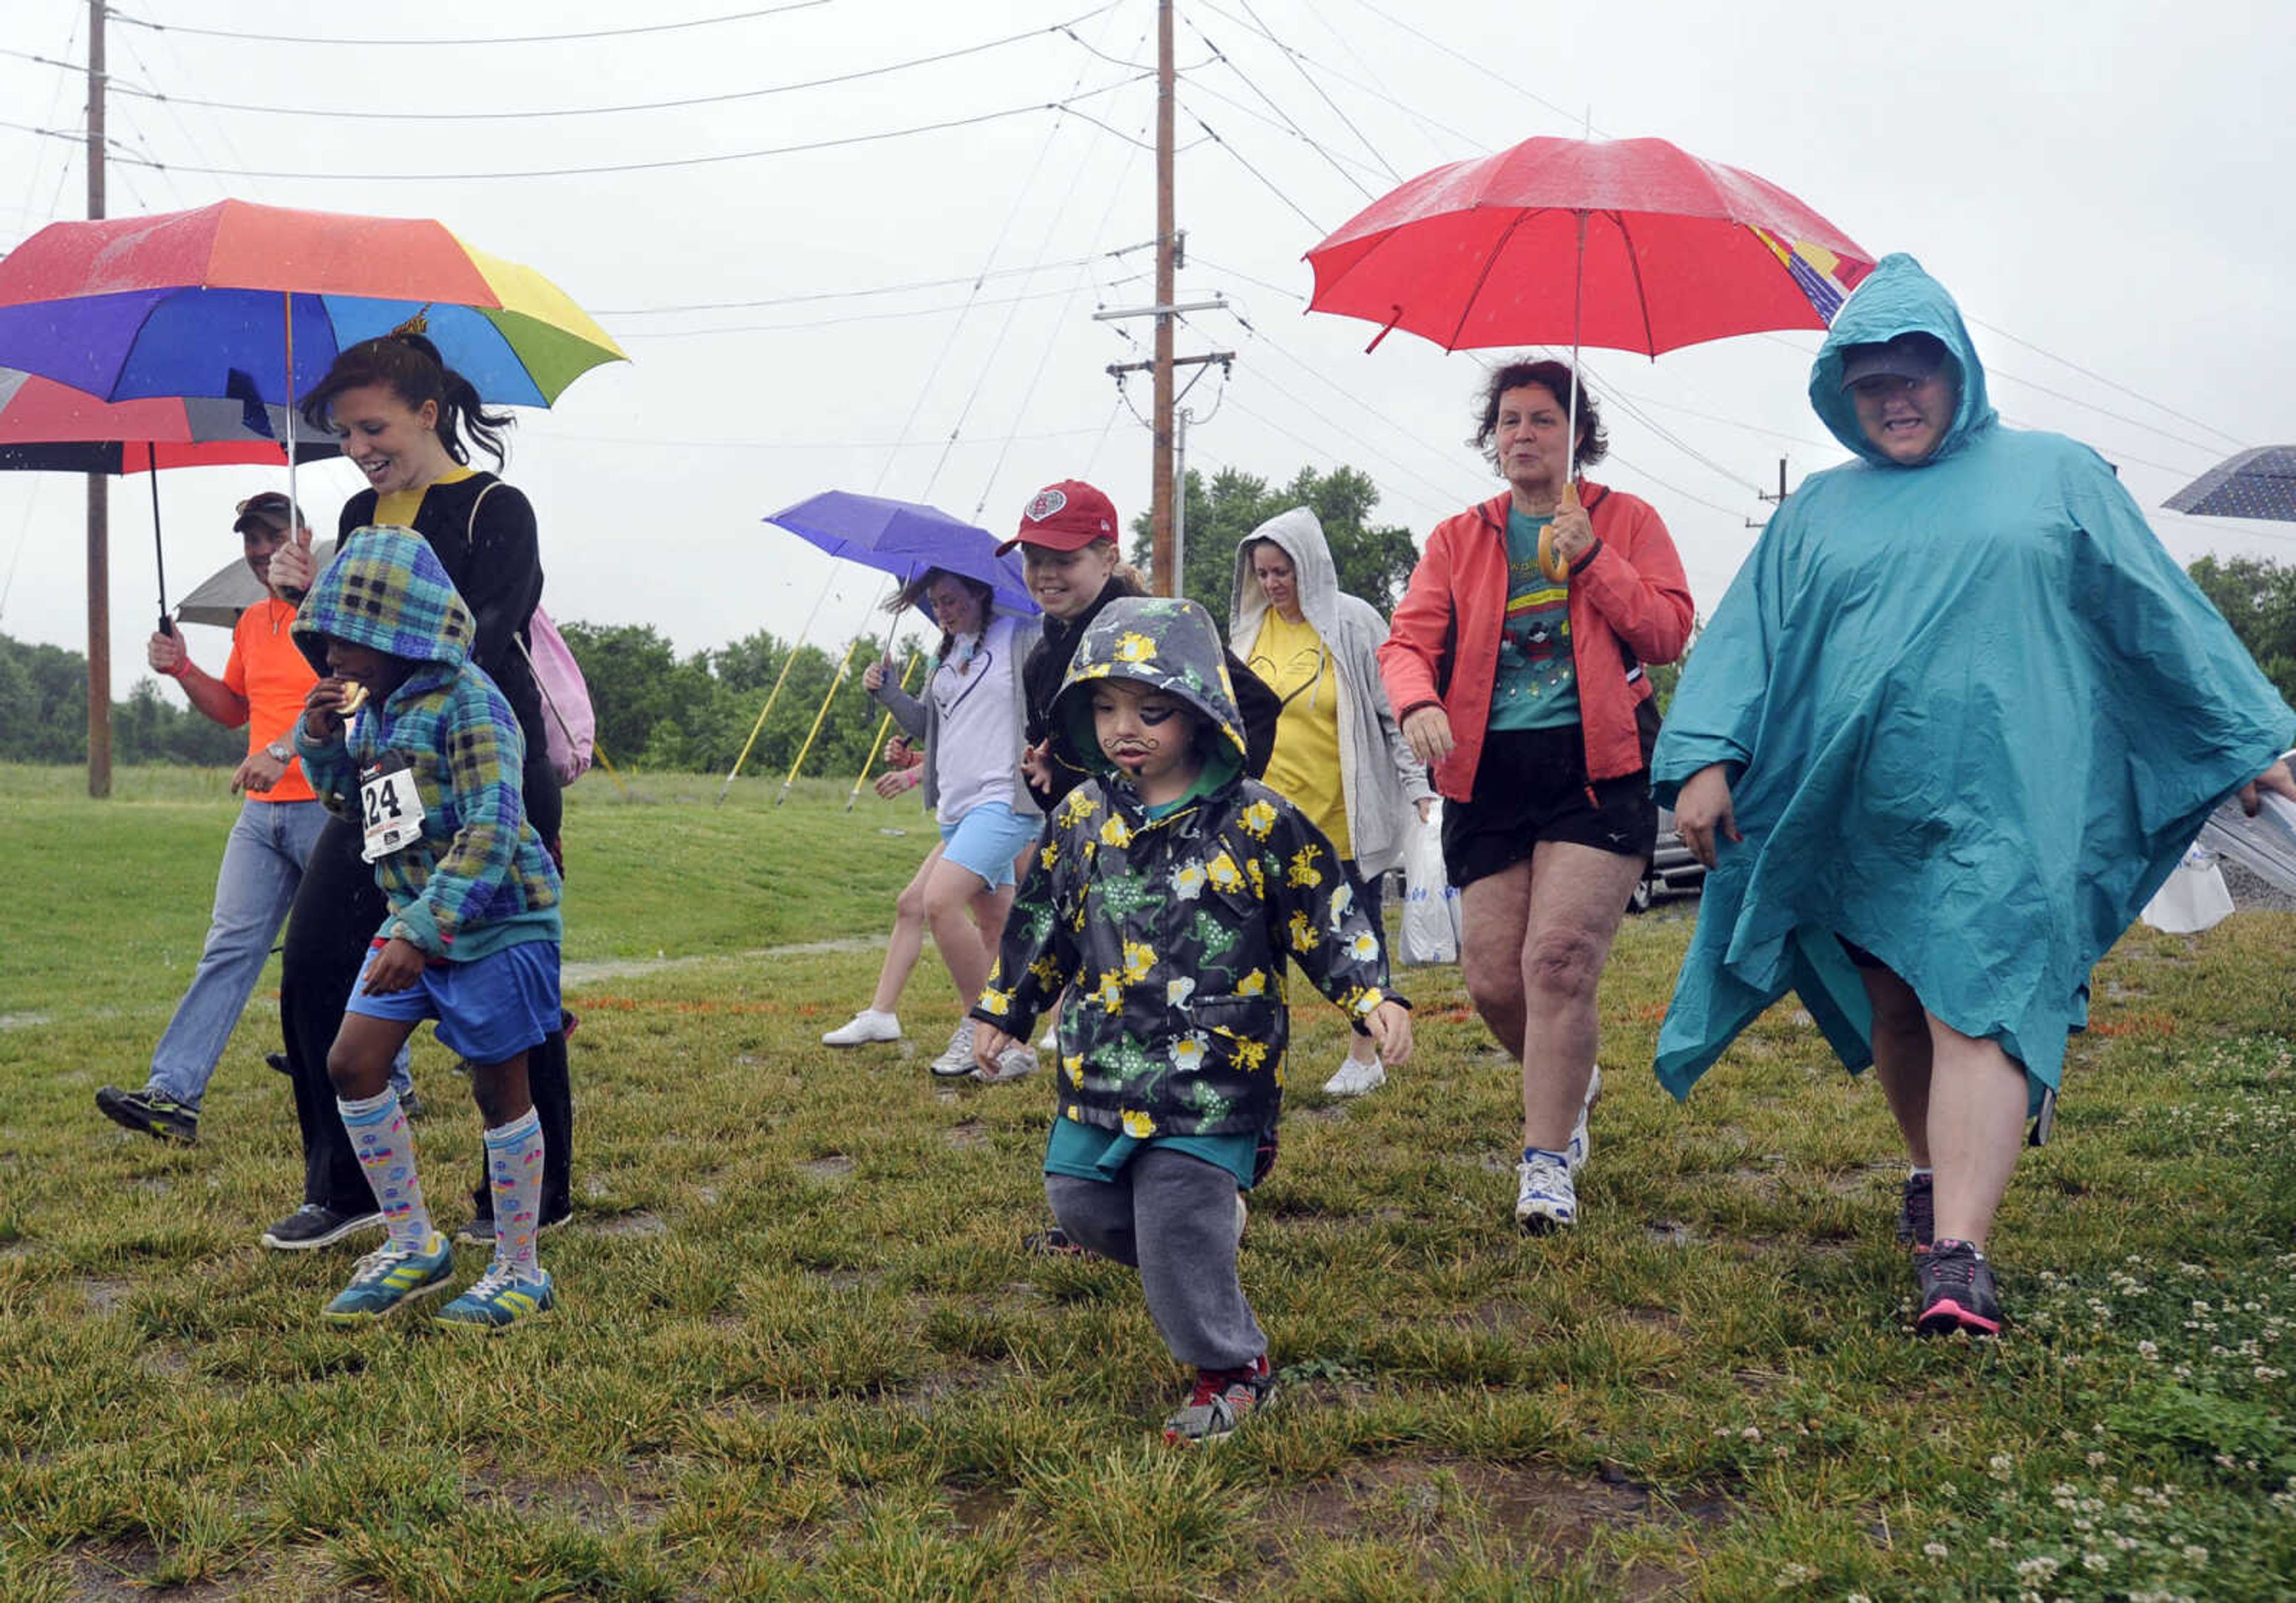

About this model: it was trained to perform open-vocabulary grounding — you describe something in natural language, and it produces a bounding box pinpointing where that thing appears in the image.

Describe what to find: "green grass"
[5,764,2295,1599]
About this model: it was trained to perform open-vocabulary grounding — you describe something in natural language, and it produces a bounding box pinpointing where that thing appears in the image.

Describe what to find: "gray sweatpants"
[1046,1146,1263,1371]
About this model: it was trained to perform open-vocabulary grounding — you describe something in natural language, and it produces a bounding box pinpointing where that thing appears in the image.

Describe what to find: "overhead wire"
[1231,0,1400,181]
[106,7,1121,123]
[1191,0,1482,156]
[1964,313,2246,450]
[100,76,1153,182]
[1183,109,1324,233]
[1180,19,1377,200]
[970,71,1156,521]
[1329,0,1597,137]
[920,14,1147,506]
[596,256,1110,317]
[606,277,1151,340]
[109,2,835,47]
[1178,76,1391,185]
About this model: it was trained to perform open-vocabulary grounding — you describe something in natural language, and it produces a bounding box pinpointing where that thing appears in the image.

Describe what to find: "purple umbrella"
[2163,446,2296,523]
[765,490,1038,619]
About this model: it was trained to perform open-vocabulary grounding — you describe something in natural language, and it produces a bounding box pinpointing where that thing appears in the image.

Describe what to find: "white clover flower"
[1922,1542,1949,1559]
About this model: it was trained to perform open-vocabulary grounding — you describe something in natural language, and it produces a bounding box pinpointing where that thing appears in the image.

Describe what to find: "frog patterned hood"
[1051,595,1248,781]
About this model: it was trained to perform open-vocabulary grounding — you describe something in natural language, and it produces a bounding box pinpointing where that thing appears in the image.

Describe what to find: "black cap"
[1840,332,1949,390]
[232,491,298,535]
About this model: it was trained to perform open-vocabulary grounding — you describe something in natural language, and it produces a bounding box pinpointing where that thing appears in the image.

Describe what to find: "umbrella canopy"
[0,366,338,473]
[1305,135,1873,356]
[0,199,625,408]
[2163,446,2296,523]
[765,491,1039,619]
[175,539,340,629]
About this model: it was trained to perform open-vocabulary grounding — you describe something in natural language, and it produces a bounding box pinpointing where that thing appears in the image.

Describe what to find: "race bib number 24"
[359,756,428,863]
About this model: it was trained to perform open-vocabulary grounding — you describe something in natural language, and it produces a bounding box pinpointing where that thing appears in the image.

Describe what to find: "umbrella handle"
[1537,481,1581,582]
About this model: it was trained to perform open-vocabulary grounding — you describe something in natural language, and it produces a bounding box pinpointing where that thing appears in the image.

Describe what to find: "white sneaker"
[929,1020,979,1078]
[1321,1056,1385,1097]
[1514,1150,1578,1233]
[1038,1024,1058,1051]
[979,1043,1039,1083]
[1236,1193,1248,1242]
[822,1008,900,1048]
[1566,1064,1602,1174]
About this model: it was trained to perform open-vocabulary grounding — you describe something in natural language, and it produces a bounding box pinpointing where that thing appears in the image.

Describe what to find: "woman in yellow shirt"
[1229,507,1433,1095]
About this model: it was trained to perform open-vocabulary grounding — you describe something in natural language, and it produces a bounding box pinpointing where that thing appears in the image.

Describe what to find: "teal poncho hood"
[1650,255,2294,1106]
[1808,251,1996,467]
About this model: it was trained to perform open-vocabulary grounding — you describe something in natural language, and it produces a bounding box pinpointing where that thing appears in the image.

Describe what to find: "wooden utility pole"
[85,0,109,798]
[1149,0,1176,594]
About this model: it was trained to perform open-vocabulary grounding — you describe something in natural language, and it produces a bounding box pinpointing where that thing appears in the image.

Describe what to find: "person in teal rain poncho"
[1653,254,2296,1338]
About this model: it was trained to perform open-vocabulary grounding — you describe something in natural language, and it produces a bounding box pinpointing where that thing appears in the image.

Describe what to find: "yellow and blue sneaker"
[323,1232,454,1325]
[434,1263,555,1332]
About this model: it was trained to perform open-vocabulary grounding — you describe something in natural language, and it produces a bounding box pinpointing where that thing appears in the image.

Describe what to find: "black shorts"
[1440,726,1657,890]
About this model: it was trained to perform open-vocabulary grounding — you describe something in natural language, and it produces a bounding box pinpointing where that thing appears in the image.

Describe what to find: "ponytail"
[301,319,516,469]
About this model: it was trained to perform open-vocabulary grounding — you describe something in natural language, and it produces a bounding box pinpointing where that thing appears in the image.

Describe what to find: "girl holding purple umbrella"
[823,567,1045,1081]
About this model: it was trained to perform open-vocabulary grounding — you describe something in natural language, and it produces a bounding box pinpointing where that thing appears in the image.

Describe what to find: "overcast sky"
[1,0,2291,699]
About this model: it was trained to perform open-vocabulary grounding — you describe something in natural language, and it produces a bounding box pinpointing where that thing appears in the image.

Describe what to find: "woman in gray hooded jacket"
[1230,506,1434,1096]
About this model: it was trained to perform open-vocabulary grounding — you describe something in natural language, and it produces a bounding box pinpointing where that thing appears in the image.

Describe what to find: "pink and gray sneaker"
[1915,1239,2001,1337]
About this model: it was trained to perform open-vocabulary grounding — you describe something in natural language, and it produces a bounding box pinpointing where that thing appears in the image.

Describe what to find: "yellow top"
[1249,608,1350,859]
[374,464,477,529]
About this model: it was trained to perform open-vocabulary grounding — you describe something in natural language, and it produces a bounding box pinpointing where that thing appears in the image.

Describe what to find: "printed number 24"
[365,778,403,828]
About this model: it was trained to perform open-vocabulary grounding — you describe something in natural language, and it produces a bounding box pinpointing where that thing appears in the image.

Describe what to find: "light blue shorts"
[939,801,1043,890]
[345,939,562,1064]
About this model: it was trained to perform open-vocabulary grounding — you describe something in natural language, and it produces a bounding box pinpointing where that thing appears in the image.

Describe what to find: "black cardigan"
[337,472,545,755]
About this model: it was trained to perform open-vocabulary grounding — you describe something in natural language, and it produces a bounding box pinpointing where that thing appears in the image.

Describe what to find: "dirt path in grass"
[561,935,882,987]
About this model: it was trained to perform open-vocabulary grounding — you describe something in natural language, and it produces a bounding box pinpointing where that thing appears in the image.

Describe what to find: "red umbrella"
[0,365,340,633]
[1305,135,1874,358]
[0,366,335,474]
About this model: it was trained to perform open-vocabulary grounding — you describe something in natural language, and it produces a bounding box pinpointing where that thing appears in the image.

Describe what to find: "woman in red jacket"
[1378,361,1693,1234]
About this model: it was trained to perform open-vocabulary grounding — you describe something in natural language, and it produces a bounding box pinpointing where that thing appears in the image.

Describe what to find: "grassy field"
[3,764,2293,1601]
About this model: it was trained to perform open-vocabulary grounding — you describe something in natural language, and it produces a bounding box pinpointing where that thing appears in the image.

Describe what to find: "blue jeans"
[148,798,410,1109]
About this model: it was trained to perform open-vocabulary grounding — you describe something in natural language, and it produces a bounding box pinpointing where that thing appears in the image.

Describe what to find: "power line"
[1232,0,1400,182]
[1192,0,1483,158]
[1180,22,1376,200]
[105,7,1118,123]
[597,255,1115,317]
[101,76,1152,182]
[1964,312,2246,451]
[1184,111,1324,233]
[1330,0,1596,138]
[1178,75,1389,185]
[109,1,834,47]
[606,278,1150,339]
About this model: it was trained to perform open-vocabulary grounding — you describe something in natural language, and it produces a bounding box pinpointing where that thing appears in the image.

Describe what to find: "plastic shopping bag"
[2139,840,2236,935]
[1399,801,1461,965]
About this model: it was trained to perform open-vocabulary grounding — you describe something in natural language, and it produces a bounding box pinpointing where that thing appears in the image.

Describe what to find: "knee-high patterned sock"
[338,1088,433,1252]
[483,1108,546,1280]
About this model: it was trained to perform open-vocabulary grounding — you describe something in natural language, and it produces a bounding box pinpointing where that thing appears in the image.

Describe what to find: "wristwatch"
[264,740,294,764]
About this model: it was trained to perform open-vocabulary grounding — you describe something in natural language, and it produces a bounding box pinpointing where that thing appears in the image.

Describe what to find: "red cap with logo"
[997,479,1119,554]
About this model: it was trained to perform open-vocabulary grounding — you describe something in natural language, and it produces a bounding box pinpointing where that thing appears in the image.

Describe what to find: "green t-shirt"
[1488,508,1580,732]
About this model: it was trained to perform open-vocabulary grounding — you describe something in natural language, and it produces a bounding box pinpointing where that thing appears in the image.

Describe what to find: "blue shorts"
[345,939,562,1064]
[938,801,1042,890]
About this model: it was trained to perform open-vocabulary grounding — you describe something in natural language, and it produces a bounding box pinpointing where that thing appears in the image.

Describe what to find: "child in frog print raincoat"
[971,596,1412,1443]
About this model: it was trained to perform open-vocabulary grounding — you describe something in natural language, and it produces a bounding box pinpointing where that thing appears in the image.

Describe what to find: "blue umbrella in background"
[2163,446,2296,523]
[764,490,1038,619]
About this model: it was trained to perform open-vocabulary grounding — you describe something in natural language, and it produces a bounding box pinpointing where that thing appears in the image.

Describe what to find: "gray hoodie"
[1228,507,1431,877]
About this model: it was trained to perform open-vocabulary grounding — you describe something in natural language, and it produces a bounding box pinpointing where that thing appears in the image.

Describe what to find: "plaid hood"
[1051,596,1249,780]
[291,524,476,688]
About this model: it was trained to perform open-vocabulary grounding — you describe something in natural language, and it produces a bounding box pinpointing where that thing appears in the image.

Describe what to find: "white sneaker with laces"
[1514,1150,1578,1233]
[929,1019,979,1078]
[1321,1056,1385,1097]
[980,1043,1039,1083]
[822,1008,901,1048]
[1565,1064,1602,1174]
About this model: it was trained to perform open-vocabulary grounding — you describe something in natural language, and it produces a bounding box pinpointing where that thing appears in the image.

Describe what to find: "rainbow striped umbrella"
[0,198,624,410]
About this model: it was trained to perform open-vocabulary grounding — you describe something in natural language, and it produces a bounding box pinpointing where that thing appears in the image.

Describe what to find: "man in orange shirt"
[97,492,411,1146]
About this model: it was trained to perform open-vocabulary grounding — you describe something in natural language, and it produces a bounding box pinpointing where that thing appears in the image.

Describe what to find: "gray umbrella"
[2163,445,2296,522]
[175,538,337,629]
